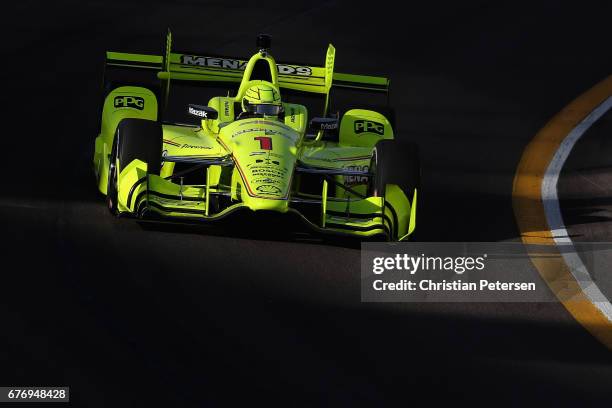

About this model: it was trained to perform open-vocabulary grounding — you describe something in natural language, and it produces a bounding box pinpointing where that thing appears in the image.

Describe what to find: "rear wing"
[104,31,390,115]
[105,51,390,91]
[156,53,389,92]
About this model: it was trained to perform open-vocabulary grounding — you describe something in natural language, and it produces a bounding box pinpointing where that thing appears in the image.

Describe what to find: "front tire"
[106,119,162,215]
[106,133,120,214]
[368,139,421,240]
[369,140,420,198]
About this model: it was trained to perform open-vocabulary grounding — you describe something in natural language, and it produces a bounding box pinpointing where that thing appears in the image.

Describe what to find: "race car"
[93,33,419,240]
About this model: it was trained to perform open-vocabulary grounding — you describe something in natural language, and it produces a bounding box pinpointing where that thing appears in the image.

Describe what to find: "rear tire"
[106,119,162,215]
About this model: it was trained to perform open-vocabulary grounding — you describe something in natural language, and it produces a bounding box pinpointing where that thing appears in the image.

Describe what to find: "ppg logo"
[114,96,145,110]
[354,120,384,135]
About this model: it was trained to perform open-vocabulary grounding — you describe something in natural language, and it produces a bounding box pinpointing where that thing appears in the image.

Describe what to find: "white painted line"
[542,96,612,320]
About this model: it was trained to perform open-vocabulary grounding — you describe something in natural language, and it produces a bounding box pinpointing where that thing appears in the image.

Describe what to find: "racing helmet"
[241,83,283,117]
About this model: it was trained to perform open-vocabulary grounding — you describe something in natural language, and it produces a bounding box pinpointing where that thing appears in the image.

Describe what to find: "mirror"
[188,104,218,120]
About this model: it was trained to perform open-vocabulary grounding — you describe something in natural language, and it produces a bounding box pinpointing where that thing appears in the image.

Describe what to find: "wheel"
[368,139,420,198]
[106,118,162,215]
[368,139,420,240]
[106,135,119,214]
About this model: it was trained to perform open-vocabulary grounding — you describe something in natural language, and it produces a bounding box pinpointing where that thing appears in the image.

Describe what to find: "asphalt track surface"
[2,1,612,406]
[558,110,612,302]
[560,111,612,243]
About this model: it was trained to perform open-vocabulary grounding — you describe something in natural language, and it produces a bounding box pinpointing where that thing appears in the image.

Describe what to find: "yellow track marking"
[513,75,612,349]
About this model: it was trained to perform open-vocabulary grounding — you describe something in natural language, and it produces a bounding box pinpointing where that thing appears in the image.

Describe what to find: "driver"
[239,82,284,119]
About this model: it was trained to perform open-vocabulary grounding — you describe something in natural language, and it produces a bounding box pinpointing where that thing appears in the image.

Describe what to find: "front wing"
[114,157,416,241]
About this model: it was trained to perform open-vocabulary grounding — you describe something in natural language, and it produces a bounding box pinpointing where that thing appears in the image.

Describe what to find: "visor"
[244,101,283,116]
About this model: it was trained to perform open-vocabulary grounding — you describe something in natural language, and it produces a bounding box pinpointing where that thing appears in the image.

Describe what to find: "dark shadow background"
[1,1,612,406]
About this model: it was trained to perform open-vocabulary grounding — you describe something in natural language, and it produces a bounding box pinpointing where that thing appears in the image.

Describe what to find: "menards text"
[180,55,312,76]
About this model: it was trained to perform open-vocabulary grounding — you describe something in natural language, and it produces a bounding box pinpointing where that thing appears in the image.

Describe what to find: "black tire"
[369,139,420,198]
[106,135,119,214]
[106,118,162,215]
[368,139,420,239]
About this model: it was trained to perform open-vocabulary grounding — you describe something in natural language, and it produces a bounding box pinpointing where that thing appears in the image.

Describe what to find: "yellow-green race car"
[93,33,419,240]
